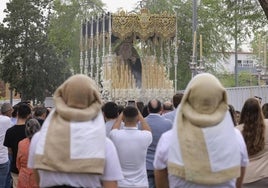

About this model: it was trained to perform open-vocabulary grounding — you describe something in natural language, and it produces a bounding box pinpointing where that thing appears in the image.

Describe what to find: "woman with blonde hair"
[237,97,268,187]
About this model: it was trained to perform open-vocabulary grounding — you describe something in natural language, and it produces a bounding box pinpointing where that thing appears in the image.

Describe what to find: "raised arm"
[111,112,123,130]
[138,111,151,132]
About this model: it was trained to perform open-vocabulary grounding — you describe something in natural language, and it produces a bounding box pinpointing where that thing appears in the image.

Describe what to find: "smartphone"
[127,100,136,107]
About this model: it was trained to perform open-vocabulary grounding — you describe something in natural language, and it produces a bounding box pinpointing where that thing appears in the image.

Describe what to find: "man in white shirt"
[0,103,13,188]
[110,106,152,188]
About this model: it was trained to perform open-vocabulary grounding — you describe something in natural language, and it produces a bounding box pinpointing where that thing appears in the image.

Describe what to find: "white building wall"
[216,52,258,73]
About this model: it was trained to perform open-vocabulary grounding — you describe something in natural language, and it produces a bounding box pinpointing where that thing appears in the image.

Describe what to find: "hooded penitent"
[168,73,241,185]
[34,74,105,174]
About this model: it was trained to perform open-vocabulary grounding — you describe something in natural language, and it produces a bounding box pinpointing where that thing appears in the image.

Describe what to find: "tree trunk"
[259,0,268,20]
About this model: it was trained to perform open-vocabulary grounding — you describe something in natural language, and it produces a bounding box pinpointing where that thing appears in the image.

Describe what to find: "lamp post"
[190,0,199,78]
[234,17,238,86]
[234,0,244,86]
[192,0,197,64]
[234,1,239,86]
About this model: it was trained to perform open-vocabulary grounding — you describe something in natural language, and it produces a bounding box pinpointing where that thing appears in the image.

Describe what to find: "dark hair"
[123,106,138,122]
[102,102,119,119]
[173,92,184,108]
[163,102,174,111]
[228,104,237,126]
[262,103,268,119]
[148,99,161,113]
[12,104,19,118]
[240,98,265,156]
[17,103,31,119]
[33,106,47,117]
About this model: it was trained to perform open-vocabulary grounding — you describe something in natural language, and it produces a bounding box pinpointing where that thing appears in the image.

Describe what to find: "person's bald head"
[148,99,162,113]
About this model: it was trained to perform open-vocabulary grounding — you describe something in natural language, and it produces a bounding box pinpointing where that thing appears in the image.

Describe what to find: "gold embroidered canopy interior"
[112,9,176,41]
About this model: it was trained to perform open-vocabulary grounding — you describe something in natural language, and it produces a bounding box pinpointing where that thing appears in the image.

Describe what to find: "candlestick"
[193,31,197,57]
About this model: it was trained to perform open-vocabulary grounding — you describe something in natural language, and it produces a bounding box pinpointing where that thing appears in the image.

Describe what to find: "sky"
[0,0,139,22]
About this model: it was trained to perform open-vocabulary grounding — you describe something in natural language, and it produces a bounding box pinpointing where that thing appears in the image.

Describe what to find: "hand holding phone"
[127,100,136,107]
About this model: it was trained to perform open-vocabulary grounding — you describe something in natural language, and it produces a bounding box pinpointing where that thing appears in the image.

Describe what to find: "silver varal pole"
[90,16,94,78]
[108,12,112,55]
[84,19,89,75]
[96,14,100,86]
[102,14,106,58]
[80,20,84,74]
[167,40,171,78]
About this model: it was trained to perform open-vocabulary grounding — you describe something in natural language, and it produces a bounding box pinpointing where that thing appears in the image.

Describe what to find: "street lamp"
[190,0,198,78]
[192,0,197,63]
[234,0,244,86]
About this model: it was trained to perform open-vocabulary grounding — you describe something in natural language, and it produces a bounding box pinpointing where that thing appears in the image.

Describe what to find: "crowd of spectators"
[1,73,268,188]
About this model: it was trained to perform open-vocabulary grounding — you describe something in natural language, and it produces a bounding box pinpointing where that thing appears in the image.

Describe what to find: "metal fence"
[226,85,268,111]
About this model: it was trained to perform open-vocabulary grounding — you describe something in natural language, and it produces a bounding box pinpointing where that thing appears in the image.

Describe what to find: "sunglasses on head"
[254,96,262,103]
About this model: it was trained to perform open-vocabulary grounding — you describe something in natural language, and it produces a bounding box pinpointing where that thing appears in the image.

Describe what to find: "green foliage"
[48,0,104,73]
[144,0,267,89]
[0,0,70,104]
[0,0,266,103]
[216,71,258,87]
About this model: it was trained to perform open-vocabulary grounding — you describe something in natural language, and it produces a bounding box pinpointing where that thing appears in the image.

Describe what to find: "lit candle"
[200,34,203,59]
[193,31,197,57]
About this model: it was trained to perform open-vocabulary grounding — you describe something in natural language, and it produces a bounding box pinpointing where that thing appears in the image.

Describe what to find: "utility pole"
[173,6,179,92]
[192,0,197,62]
[190,0,198,78]
[234,1,238,87]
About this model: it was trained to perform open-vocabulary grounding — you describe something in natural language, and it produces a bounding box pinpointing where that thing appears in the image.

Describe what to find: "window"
[237,60,242,67]
[242,60,253,67]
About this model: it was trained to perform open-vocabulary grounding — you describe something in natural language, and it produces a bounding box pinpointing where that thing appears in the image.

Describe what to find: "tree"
[0,0,70,104]
[48,0,104,73]
[259,0,268,19]
[144,0,267,89]
[217,71,258,87]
